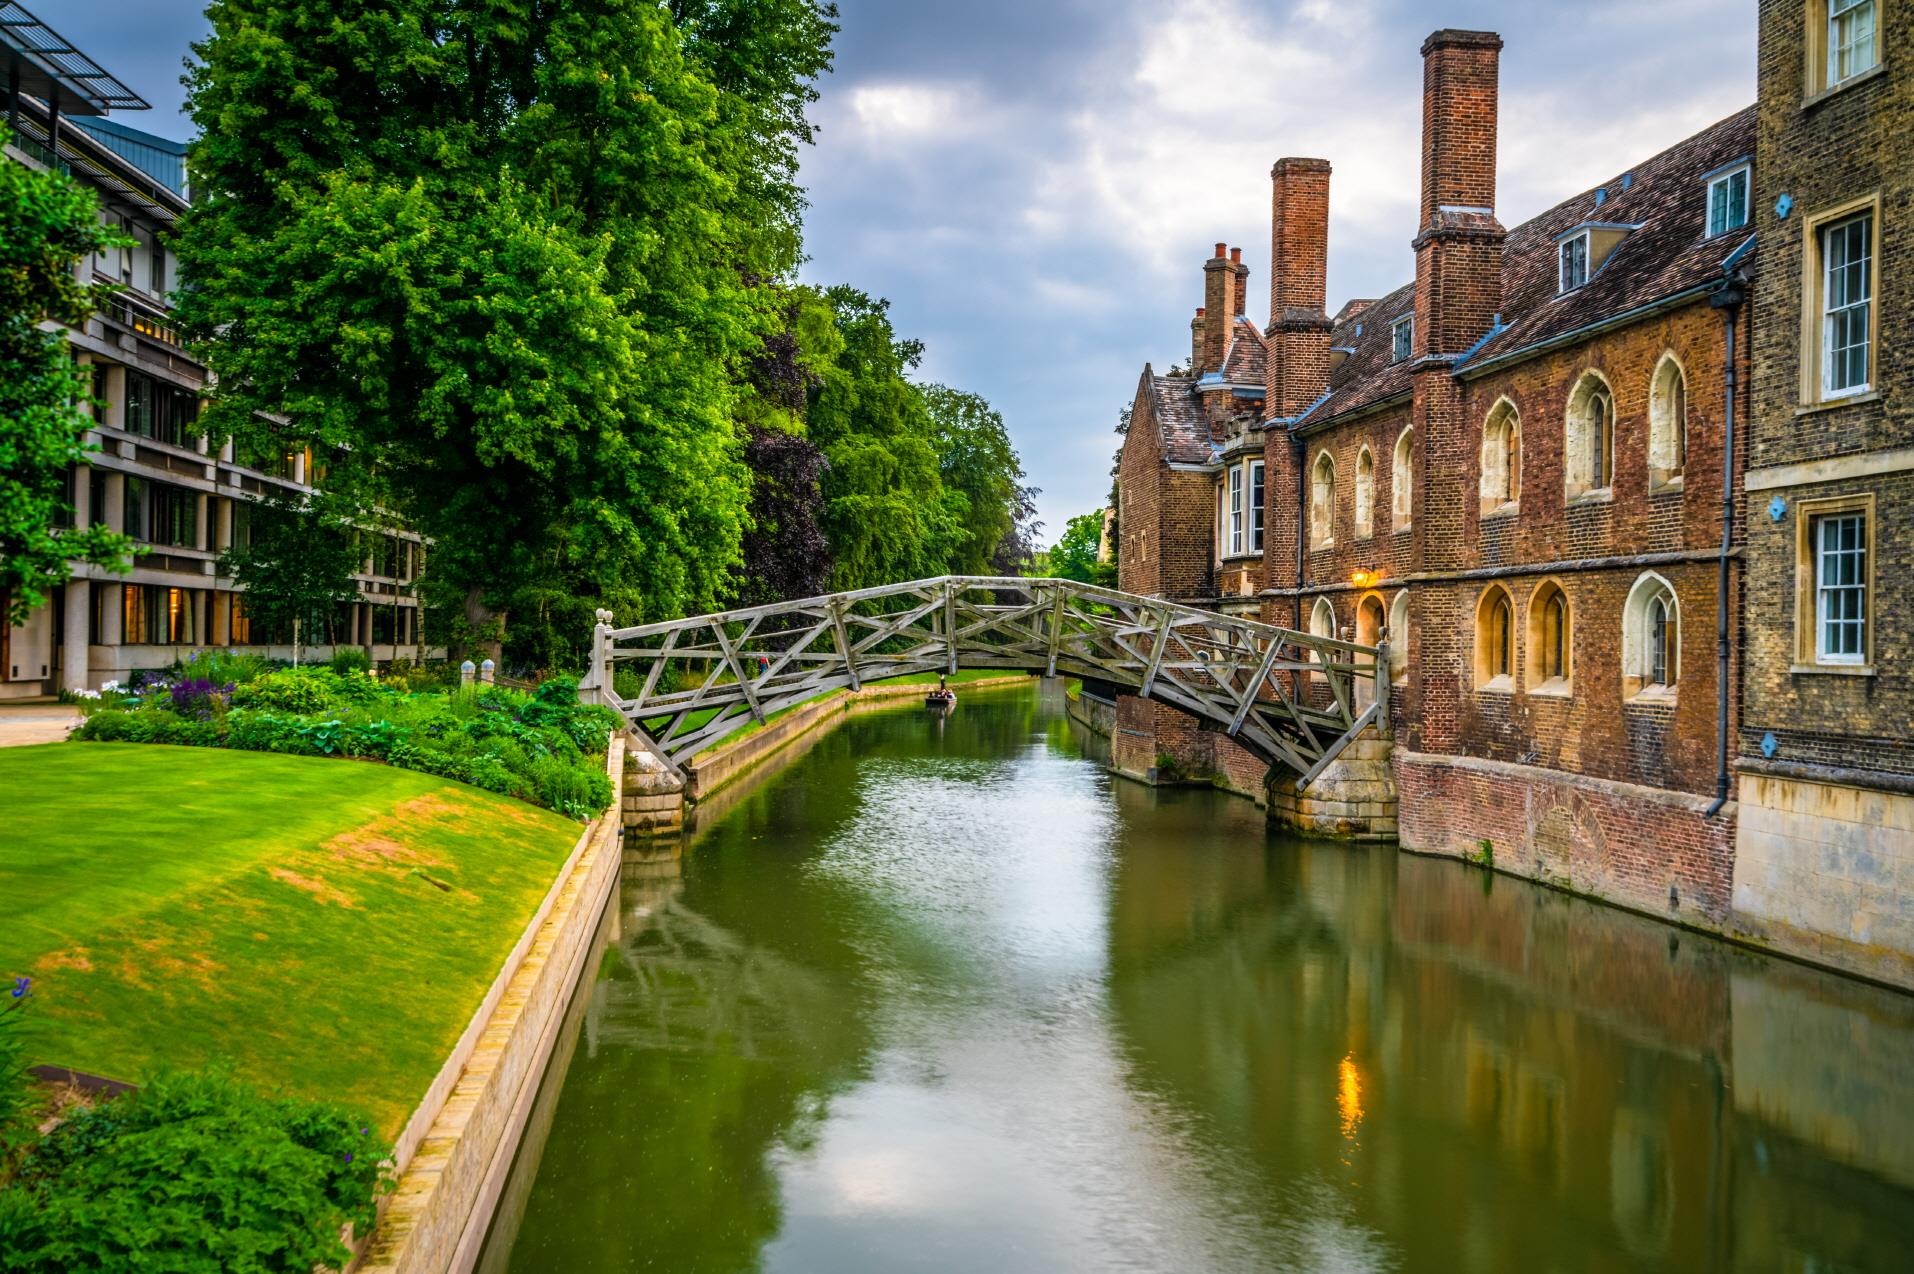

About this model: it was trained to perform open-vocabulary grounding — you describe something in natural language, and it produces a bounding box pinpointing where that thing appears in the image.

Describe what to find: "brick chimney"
[1264,158,1333,419]
[1413,30,1505,357]
[1201,243,1237,374]
[1231,246,1249,316]
[1190,307,1206,371]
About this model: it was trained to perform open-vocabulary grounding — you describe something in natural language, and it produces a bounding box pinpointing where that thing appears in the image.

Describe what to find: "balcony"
[99,291,182,348]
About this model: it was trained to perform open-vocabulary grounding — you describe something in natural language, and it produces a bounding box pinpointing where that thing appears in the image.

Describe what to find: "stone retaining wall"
[354,737,627,1274]
[686,676,1032,802]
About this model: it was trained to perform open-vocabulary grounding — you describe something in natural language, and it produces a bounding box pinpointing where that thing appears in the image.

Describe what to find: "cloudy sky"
[64,0,1752,543]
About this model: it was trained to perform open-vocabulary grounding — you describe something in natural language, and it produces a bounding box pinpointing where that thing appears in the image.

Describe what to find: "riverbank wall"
[356,737,628,1274]
[686,676,1033,803]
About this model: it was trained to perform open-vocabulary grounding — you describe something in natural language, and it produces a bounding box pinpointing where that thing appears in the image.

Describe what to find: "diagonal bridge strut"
[582,577,1387,788]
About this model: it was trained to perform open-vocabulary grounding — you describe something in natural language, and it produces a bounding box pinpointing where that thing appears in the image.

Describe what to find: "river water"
[481,685,1914,1273]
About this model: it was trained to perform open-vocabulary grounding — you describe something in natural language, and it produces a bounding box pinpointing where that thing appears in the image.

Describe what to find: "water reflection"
[486,689,1914,1273]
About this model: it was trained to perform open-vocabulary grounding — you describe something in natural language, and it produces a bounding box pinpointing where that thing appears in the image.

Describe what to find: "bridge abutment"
[1266,730,1398,842]
[622,739,685,836]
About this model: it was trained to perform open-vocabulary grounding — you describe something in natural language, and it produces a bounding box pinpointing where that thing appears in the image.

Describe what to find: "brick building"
[1114,30,1761,937]
[0,9,433,698]
[1732,0,1914,985]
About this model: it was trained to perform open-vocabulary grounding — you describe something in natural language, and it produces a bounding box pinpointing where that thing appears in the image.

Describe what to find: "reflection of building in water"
[1102,833,1914,1271]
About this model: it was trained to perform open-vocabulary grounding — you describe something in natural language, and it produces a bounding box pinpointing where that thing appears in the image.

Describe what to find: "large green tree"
[920,383,1029,576]
[175,0,836,663]
[0,133,133,623]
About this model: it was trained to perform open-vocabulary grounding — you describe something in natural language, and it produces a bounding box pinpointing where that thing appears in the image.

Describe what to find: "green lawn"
[0,743,584,1135]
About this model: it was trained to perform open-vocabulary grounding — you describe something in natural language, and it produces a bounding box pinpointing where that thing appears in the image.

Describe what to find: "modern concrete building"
[0,4,431,698]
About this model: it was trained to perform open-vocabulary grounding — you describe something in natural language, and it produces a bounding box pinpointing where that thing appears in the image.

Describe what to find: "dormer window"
[1707,164,1750,238]
[1559,233,1589,292]
[1391,316,1413,362]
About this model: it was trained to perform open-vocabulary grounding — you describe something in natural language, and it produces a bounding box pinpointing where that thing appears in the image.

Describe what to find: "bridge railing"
[584,576,1386,785]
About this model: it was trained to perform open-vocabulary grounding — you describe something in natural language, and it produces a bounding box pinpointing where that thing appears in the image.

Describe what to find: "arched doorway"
[1355,592,1386,709]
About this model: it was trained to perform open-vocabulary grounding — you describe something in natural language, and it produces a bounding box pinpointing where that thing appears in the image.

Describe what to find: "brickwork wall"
[1744,0,1914,776]
[1396,750,1738,925]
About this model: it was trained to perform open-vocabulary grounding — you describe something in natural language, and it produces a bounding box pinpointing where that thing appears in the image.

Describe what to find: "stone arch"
[1647,352,1687,489]
[1387,589,1409,684]
[1524,577,1572,692]
[1354,591,1386,709]
[1308,595,1337,684]
[1622,571,1680,699]
[1392,427,1414,530]
[1473,583,1515,690]
[1480,396,1521,514]
[1355,446,1376,538]
[1565,370,1616,498]
[1310,450,1336,549]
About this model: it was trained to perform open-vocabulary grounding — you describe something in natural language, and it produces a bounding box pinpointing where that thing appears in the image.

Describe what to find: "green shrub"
[173,650,277,688]
[0,992,35,1164]
[232,669,339,715]
[71,710,144,743]
[328,647,372,676]
[0,1070,391,1274]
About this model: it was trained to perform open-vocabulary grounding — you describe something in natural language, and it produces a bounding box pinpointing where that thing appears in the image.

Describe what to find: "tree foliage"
[175,0,838,662]
[0,133,133,623]
[1043,510,1114,586]
[216,491,363,658]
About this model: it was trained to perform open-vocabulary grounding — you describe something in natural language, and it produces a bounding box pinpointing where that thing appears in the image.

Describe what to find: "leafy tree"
[1046,510,1114,586]
[805,287,956,589]
[991,482,1043,576]
[175,1,836,663]
[738,427,832,606]
[0,133,133,623]
[218,491,364,665]
[921,383,1029,576]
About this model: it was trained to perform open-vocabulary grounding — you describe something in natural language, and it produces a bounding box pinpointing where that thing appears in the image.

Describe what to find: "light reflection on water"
[484,687,1914,1273]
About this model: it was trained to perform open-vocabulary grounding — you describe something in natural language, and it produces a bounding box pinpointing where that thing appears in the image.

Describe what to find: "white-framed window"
[1814,511,1868,663]
[1564,372,1615,498]
[1822,212,1873,397]
[1391,316,1413,362]
[1227,464,1245,557]
[1706,165,1749,238]
[1622,572,1680,698]
[1249,459,1265,553]
[1559,233,1590,292]
[1829,0,1879,87]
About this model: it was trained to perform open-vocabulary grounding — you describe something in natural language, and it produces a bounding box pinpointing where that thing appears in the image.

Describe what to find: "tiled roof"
[1296,105,1756,428]
[1147,372,1211,463]
[1221,316,1267,385]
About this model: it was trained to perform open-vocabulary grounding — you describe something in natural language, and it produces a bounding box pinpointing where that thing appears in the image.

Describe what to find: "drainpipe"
[1704,267,1748,817]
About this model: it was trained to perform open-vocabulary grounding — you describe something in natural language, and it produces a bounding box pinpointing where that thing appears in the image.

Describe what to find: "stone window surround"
[1804,0,1882,101]
[1798,192,1881,406]
[1622,571,1681,702]
[1791,491,1877,675]
[1647,352,1689,492]
[1479,396,1522,517]
[1354,446,1376,540]
[1310,450,1337,551]
[1525,578,1573,697]
[1473,583,1517,694]
[1392,426,1415,532]
[1564,369,1617,500]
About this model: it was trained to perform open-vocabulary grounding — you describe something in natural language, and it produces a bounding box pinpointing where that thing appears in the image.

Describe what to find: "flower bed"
[70,663,619,820]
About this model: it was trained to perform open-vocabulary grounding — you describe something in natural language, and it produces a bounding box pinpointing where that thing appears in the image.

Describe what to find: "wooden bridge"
[582,577,1386,786]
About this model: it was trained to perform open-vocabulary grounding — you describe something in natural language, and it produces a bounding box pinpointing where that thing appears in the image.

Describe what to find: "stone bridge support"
[1266,729,1397,842]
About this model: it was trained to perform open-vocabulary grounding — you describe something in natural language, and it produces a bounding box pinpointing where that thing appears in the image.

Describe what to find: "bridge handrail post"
[584,607,614,706]
[1374,639,1392,738]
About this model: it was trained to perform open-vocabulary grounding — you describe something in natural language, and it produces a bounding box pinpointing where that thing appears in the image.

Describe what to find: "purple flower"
[10,976,28,999]
[344,1152,353,1164]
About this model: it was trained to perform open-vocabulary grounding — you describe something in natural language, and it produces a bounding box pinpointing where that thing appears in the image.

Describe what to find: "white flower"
[99,680,120,692]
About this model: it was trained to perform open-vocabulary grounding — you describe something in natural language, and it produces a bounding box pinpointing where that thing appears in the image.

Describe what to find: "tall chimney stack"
[1264,158,1333,418]
[1231,246,1249,317]
[1413,30,1505,357]
[1201,243,1237,374]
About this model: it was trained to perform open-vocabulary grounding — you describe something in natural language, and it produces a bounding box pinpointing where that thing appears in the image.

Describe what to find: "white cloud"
[847,83,979,142]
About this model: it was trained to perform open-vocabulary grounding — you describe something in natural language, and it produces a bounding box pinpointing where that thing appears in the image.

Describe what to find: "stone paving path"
[0,703,80,748]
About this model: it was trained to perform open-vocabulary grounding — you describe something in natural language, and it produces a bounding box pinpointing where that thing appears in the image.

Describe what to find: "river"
[480,684,1914,1273]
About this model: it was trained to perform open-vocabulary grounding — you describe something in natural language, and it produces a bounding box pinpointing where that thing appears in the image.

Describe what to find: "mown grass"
[0,743,583,1136]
